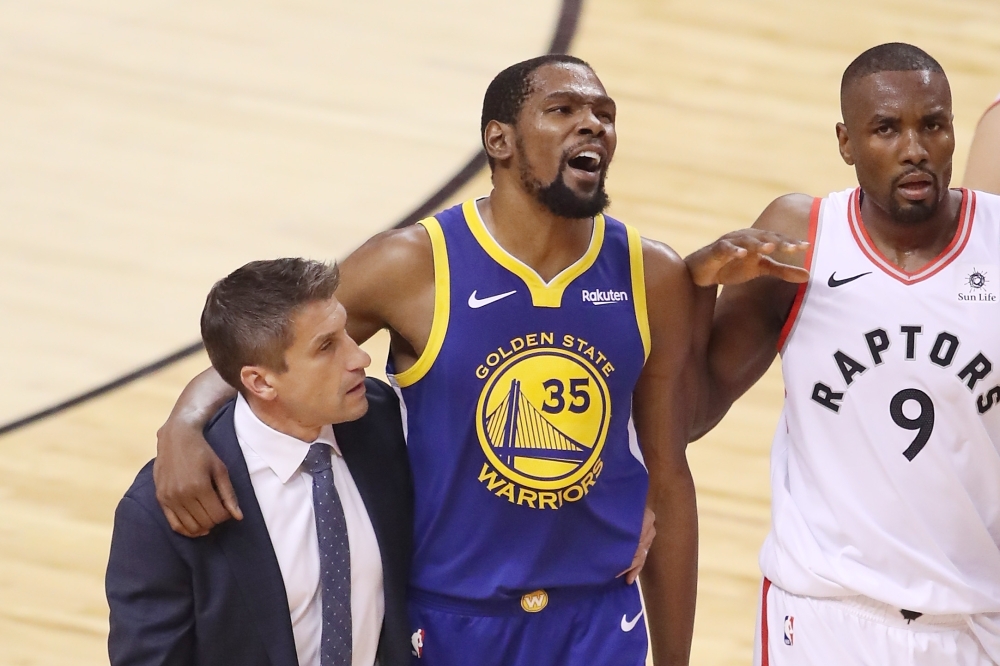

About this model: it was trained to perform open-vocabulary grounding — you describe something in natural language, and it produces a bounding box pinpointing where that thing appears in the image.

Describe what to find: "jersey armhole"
[626,225,652,362]
[391,217,450,388]
[776,197,821,352]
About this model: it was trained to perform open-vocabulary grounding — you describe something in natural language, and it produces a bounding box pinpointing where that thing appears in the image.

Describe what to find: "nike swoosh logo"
[621,609,644,632]
[468,289,517,309]
[827,271,872,288]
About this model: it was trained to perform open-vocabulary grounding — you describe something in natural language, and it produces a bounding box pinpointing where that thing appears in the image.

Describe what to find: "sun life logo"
[966,268,988,292]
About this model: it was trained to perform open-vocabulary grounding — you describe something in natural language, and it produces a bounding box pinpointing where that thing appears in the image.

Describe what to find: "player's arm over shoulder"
[692,193,814,439]
[337,223,434,352]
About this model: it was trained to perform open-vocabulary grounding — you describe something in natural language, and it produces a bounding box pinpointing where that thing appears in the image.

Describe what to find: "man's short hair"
[841,43,946,113]
[481,54,592,169]
[201,258,340,393]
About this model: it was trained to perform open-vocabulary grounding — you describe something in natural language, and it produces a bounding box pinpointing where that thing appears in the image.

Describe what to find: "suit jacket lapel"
[210,405,299,666]
[334,421,383,542]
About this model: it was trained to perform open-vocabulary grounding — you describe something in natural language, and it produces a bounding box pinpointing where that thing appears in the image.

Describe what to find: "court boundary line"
[0,0,583,437]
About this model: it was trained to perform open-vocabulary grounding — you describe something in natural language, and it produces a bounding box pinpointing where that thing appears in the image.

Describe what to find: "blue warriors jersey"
[389,200,651,602]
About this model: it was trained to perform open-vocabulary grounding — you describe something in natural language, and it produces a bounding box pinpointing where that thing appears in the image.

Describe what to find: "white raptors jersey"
[761,187,1000,614]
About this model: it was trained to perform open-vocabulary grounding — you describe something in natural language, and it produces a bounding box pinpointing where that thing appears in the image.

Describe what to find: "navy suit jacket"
[107,378,413,666]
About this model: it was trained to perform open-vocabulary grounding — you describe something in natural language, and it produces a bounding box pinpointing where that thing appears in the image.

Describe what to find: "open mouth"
[567,150,602,173]
[896,171,934,199]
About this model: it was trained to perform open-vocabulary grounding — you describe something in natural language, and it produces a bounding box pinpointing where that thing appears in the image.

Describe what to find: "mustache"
[891,167,937,190]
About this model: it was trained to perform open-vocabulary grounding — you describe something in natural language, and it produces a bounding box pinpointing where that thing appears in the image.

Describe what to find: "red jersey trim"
[847,188,975,285]
[776,197,821,351]
[760,578,772,666]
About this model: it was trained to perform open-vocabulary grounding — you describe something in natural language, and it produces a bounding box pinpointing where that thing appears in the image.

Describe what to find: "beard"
[887,169,940,224]
[517,137,610,219]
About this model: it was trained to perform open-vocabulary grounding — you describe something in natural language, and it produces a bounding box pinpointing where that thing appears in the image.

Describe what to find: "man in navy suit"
[106,258,413,666]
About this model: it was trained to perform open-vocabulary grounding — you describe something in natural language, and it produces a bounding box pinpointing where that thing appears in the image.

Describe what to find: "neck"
[859,188,963,271]
[480,179,595,282]
[245,396,323,443]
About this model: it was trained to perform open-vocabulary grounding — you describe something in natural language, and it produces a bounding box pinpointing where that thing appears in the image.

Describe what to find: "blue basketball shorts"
[407,581,648,666]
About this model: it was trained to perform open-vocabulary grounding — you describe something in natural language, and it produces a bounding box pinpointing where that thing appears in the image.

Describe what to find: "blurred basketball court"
[1,0,998,663]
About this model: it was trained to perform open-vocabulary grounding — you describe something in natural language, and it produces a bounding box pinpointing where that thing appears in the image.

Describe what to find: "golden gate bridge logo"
[484,378,590,469]
[476,348,610,492]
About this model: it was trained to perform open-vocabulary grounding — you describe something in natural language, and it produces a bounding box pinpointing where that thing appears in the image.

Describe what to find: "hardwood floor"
[2,1,999,663]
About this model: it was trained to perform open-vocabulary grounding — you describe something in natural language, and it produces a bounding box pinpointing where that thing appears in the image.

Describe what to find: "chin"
[346,394,370,420]
[325,395,369,425]
[890,197,938,225]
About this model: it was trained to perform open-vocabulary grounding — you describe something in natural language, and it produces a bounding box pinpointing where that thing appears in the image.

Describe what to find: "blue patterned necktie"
[302,443,352,666]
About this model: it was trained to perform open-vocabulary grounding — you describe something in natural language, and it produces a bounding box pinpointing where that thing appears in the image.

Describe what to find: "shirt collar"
[234,394,341,484]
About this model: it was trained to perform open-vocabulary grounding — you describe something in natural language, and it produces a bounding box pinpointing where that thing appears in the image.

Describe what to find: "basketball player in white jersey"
[964,93,1000,195]
[687,43,1000,664]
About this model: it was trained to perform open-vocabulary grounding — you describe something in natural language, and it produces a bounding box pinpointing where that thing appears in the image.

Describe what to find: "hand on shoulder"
[685,193,813,288]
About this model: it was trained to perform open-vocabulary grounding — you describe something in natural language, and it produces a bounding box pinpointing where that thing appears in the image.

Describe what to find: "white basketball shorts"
[753,579,1000,665]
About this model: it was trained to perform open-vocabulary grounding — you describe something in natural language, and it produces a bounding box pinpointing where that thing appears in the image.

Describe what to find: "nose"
[346,336,372,371]
[899,127,929,166]
[578,106,605,137]
[356,346,372,370]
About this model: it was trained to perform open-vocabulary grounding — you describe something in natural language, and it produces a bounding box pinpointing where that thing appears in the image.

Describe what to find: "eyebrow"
[871,113,899,124]
[312,331,337,349]
[542,90,615,106]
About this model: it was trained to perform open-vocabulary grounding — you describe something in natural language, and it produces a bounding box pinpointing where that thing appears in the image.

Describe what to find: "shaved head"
[841,43,945,118]
[834,43,956,228]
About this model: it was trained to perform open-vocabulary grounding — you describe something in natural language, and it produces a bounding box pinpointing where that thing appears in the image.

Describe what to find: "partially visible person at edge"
[686,43,1000,665]
[149,55,803,665]
[106,259,413,666]
[963,92,1000,194]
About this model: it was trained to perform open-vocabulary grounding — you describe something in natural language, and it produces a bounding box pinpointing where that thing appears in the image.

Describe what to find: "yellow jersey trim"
[392,217,450,388]
[626,225,651,361]
[462,199,605,308]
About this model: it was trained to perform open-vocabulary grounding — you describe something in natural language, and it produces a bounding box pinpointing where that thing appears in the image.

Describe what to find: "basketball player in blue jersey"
[151,55,804,665]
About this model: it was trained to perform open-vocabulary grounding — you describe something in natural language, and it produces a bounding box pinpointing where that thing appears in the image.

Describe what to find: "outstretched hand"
[685,229,809,287]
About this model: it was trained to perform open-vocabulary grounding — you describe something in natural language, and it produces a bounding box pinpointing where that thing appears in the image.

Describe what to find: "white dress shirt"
[234,394,384,666]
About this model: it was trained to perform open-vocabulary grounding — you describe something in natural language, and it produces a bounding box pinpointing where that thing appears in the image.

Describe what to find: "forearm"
[686,283,725,441]
[641,468,698,666]
[161,367,235,434]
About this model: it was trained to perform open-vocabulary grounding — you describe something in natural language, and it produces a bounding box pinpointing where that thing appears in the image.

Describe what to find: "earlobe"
[240,366,278,401]
[835,122,854,166]
[483,120,514,164]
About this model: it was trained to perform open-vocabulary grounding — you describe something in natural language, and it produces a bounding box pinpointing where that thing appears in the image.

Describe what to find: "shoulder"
[337,224,436,310]
[361,377,400,415]
[638,237,693,304]
[754,193,816,238]
[344,224,433,274]
[204,399,239,455]
[117,461,177,538]
[122,460,159,510]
